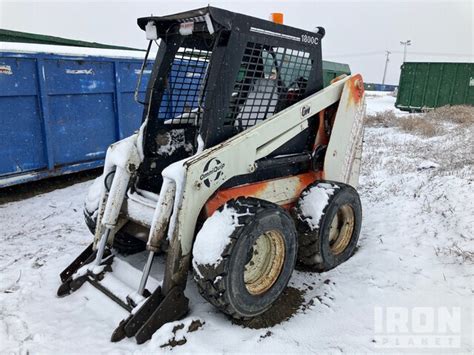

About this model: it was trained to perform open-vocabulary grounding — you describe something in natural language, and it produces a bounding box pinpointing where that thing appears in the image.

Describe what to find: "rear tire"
[193,197,297,319]
[295,180,362,271]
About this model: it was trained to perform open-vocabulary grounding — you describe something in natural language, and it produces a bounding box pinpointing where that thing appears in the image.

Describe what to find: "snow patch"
[85,131,143,215]
[136,120,147,161]
[298,183,339,230]
[72,261,108,280]
[130,188,159,206]
[156,129,193,156]
[0,41,155,59]
[84,175,104,213]
[106,134,137,169]
[365,92,407,117]
[126,291,146,308]
[192,205,241,275]
[161,163,186,240]
[196,134,205,154]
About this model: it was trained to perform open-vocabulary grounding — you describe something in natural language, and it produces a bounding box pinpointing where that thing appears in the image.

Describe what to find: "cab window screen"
[225,42,312,131]
[158,47,211,126]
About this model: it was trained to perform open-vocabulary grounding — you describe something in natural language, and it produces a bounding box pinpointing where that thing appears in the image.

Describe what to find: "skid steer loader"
[58,6,365,344]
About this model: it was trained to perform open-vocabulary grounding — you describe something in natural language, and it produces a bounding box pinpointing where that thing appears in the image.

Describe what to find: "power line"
[326,50,473,58]
[325,51,383,58]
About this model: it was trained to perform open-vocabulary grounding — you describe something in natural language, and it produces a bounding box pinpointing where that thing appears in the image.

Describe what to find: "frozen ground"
[1,93,473,354]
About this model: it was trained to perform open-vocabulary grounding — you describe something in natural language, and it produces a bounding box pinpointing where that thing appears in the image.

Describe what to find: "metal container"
[0,44,154,187]
[364,83,398,92]
[396,62,474,112]
[322,60,351,87]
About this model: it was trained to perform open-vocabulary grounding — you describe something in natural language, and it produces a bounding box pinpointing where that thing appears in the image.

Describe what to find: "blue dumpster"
[0,56,47,177]
[0,44,204,187]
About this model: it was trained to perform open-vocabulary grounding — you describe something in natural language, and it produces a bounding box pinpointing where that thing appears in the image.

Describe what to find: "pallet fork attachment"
[57,243,189,343]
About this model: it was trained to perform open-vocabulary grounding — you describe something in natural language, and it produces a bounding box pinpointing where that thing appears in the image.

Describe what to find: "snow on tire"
[192,197,297,319]
[295,180,362,271]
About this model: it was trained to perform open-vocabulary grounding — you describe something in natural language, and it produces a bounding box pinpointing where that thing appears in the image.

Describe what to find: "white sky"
[1,0,473,85]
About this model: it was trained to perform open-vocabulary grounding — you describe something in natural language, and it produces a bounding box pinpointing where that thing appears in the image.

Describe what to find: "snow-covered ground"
[1,93,473,354]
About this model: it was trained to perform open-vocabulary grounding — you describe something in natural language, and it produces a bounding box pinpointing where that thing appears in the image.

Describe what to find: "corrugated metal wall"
[396,62,474,111]
[0,50,152,187]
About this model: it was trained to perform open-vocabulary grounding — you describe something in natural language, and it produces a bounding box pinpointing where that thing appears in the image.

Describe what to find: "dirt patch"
[187,319,204,332]
[259,330,273,340]
[161,324,187,348]
[233,287,305,329]
[160,319,205,349]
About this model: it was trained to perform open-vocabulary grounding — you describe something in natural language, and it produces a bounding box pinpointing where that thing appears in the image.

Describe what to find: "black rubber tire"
[83,206,146,256]
[295,180,362,271]
[193,197,297,319]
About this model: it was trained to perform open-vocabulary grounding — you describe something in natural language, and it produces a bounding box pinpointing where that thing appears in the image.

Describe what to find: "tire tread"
[193,198,292,319]
[295,180,361,271]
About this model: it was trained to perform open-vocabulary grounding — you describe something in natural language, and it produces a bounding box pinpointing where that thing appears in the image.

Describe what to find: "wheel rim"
[328,204,355,255]
[244,230,285,295]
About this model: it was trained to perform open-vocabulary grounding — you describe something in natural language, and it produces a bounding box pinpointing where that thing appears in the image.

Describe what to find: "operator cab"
[135,7,325,193]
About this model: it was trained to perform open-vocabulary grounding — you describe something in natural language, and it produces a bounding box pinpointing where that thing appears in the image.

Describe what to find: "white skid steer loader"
[58,6,366,344]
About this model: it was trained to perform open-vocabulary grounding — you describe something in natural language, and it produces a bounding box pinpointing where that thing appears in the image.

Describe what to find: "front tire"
[295,180,362,271]
[83,205,146,256]
[193,197,297,319]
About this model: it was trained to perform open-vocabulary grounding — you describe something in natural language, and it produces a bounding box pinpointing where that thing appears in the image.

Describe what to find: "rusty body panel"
[323,74,365,186]
[205,171,322,216]
[346,74,365,106]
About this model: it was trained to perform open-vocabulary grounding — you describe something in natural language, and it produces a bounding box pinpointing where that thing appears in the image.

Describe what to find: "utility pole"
[400,40,412,62]
[382,50,391,85]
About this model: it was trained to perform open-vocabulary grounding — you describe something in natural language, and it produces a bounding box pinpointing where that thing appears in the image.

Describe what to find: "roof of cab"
[137,6,325,39]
